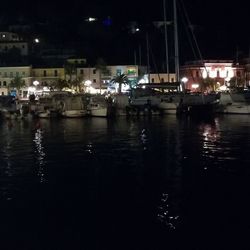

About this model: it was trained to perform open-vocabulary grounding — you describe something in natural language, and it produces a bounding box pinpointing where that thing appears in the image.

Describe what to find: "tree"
[200,77,217,92]
[110,74,129,94]
[64,61,77,84]
[53,79,69,91]
[9,75,26,96]
[71,76,84,92]
[229,76,245,89]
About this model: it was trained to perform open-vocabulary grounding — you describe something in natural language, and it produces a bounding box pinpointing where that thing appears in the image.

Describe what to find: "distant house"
[0,32,29,56]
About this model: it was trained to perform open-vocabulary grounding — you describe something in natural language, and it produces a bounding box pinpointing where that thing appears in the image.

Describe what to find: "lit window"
[127,68,136,75]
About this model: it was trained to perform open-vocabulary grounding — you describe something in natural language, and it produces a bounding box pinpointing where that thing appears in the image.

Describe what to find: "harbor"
[1,114,250,249]
[1,0,250,249]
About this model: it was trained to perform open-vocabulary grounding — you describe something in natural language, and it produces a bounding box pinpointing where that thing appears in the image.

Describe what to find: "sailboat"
[128,0,183,115]
[172,0,220,115]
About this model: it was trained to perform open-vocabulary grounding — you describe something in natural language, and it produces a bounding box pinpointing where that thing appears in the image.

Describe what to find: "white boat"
[61,109,87,117]
[217,91,250,114]
[129,84,182,115]
[60,95,88,118]
[87,95,112,117]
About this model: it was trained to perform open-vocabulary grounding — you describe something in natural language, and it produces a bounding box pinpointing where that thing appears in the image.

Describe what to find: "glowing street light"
[84,80,92,86]
[33,80,39,86]
[181,77,188,83]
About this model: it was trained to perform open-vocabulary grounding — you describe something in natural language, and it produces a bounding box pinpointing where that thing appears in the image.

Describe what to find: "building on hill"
[0,31,29,56]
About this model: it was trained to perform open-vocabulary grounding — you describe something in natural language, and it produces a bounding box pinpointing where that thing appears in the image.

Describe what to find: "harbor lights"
[181,77,188,83]
[33,80,39,87]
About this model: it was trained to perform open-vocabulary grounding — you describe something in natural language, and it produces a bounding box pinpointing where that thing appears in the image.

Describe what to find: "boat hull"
[90,107,108,117]
[61,110,87,118]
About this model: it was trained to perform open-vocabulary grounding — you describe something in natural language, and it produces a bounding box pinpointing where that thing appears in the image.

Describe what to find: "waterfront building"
[32,67,65,88]
[180,60,245,92]
[0,66,32,98]
[146,73,176,84]
[77,65,147,94]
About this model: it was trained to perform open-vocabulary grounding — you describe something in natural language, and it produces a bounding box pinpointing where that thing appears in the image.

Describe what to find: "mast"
[173,0,180,82]
[163,0,169,82]
[146,32,150,83]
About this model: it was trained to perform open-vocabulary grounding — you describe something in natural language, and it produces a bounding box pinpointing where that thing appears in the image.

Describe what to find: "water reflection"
[157,193,180,230]
[1,115,250,249]
[33,128,46,183]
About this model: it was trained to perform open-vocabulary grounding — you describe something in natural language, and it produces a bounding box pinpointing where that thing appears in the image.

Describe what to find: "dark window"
[116,69,121,76]
[93,69,96,74]
[80,69,84,74]
[93,79,96,83]
[152,78,154,83]
[43,70,47,77]
[54,70,58,76]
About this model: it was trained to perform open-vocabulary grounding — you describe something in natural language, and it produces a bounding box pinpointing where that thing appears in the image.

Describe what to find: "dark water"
[1,115,250,250]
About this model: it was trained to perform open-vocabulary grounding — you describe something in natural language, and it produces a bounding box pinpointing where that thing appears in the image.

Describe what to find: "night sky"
[1,0,250,68]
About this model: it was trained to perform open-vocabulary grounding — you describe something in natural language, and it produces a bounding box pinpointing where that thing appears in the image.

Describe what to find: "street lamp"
[181,77,188,83]
[33,80,39,87]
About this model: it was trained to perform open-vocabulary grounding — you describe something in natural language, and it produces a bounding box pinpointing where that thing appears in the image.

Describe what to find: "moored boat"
[60,95,88,118]
[216,91,250,114]
[87,95,115,117]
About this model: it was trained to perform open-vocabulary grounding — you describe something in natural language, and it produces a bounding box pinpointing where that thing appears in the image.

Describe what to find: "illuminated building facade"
[180,60,245,92]
[0,66,32,97]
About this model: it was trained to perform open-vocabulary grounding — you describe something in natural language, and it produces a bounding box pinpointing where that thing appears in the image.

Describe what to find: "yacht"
[217,91,250,114]
[128,83,182,115]
[179,92,221,115]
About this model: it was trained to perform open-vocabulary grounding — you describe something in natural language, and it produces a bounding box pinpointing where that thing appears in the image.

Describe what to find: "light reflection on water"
[1,115,250,249]
[33,128,46,183]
